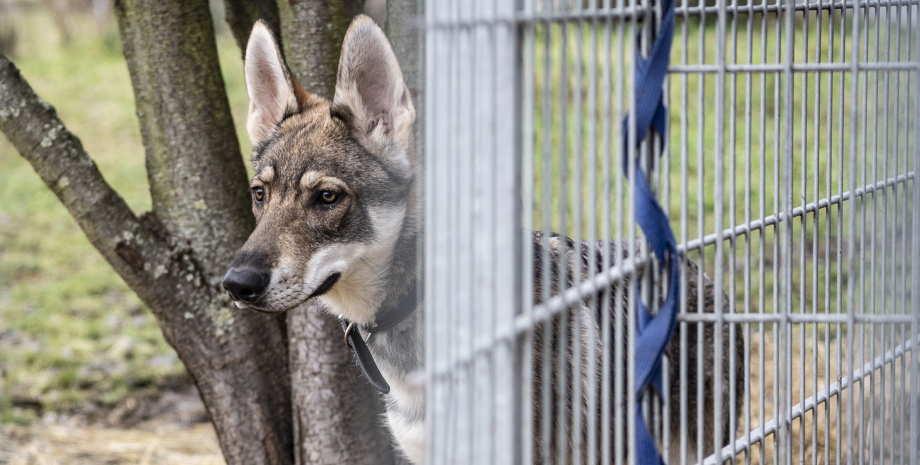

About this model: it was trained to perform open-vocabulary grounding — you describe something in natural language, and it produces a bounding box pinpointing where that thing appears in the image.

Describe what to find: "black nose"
[222,267,270,303]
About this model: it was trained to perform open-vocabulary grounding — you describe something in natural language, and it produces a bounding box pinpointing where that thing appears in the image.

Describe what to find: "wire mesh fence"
[423,0,920,463]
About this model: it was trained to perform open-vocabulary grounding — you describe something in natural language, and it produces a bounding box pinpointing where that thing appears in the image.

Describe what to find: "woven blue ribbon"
[620,0,678,464]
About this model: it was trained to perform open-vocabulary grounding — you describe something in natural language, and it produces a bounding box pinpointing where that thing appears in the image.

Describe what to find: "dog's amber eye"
[253,187,264,202]
[319,190,338,204]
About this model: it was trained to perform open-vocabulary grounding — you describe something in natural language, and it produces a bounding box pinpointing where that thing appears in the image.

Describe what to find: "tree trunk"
[112,0,296,463]
[0,46,292,464]
[287,303,397,465]
[223,0,282,57]
[1,0,419,463]
[278,0,365,98]
[273,2,401,464]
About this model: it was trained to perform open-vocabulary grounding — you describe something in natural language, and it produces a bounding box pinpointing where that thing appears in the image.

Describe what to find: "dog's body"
[223,16,742,464]
[529,233,742,463]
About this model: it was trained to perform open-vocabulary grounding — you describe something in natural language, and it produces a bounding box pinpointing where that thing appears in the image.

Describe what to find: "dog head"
[222,16,417,325]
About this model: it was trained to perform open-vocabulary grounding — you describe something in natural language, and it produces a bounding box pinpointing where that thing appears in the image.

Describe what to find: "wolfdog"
[223,15,743,464]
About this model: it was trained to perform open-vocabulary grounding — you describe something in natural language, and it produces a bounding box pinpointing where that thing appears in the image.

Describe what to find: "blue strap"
[620,0,679,464]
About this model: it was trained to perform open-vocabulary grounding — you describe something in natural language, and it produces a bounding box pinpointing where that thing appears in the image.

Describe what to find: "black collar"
[341,281,422,394]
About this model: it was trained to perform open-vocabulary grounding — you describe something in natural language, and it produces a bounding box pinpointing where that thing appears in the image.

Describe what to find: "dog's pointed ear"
[333,15,415,171]
[244,20,313,147]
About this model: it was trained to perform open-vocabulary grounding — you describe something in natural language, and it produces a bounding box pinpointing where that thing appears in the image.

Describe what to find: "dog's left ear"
[245,20,316,147]
[334,15,416,172]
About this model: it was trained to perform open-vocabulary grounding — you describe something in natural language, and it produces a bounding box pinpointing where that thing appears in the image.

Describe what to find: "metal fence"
[423,0,920,463]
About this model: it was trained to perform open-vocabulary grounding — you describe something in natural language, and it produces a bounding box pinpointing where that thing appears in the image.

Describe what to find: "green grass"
[0,8,252,423]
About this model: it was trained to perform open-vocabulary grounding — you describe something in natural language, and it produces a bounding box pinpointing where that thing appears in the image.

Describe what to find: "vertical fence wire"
[424,0,520,462]
[424,0,920,463]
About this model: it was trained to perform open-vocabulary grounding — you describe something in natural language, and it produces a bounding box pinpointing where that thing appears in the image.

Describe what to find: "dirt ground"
[0,386,223,465]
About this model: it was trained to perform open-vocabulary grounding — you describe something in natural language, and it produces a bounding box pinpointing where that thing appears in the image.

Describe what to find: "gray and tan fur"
[223,15,742,464]
[531,233,743,463]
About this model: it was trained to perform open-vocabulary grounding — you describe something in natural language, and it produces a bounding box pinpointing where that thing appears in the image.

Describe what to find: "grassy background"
[0,4,252,425]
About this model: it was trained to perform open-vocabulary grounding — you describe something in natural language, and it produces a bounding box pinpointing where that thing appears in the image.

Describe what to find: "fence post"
[424,0,521,463]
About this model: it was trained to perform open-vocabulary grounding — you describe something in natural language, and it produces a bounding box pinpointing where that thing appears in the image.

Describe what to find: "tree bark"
[0,50,292,464]
[114,0,253,276]
[0,55,178,315]
[272,2,401,464]
[223,0,282,57]
[287,303,397,465]
[278,0,366,98]
[2,0,420,463]
[113,0,294,463]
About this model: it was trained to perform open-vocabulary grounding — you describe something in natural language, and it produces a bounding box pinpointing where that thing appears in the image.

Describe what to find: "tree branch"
[0,52,294,465]
[223,0,282,57]
[278,0,366,98]
[288,302,399,465]
[0,54,169,297]
[114,1,296,462]
[115,0,254,281]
